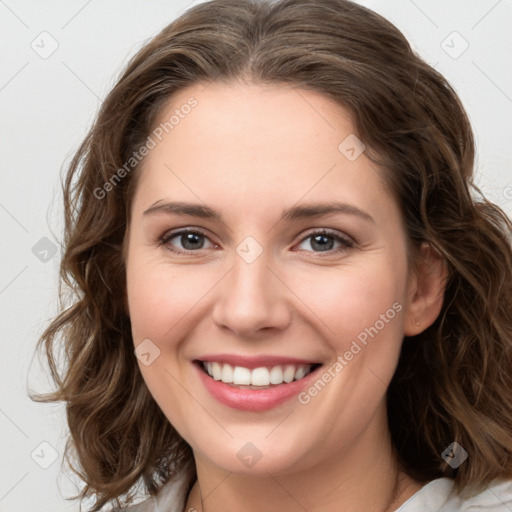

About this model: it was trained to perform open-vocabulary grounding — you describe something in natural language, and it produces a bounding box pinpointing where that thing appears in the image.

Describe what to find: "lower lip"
[195,363,322,412]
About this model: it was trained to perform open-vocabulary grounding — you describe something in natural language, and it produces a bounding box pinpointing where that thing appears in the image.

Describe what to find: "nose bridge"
[211,238,290,335]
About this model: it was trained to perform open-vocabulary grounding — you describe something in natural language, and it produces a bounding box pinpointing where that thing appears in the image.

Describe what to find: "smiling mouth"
[195,360,323,389]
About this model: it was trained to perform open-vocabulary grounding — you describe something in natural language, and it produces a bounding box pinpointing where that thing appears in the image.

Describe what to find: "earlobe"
[404,243,448,336]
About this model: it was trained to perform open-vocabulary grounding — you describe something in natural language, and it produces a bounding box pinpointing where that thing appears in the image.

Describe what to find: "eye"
[295,229,354,255]
[158,227,354,256]
[159,228,216,254]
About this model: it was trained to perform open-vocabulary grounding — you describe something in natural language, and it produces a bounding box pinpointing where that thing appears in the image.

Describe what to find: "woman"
[31,0,512,510]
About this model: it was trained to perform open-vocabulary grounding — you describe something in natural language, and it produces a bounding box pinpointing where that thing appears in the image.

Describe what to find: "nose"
[211,247,292,338]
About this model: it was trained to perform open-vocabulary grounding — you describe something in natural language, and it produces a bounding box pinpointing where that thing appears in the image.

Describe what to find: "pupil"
[312,234,333,252]
[182,233,202,250]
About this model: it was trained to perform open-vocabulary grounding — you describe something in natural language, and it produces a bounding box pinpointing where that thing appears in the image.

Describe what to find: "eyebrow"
[143,200,375,224]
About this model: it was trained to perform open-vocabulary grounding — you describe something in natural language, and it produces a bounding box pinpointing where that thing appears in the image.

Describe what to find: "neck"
[185,405,423,512]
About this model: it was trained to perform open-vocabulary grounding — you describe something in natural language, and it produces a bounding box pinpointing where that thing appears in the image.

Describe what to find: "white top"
[118,468,512,512]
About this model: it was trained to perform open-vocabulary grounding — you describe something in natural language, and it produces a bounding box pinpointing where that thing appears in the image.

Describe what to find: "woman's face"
[125,81,420,475]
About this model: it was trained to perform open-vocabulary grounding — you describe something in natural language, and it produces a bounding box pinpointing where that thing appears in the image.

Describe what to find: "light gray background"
[1,1,511,511]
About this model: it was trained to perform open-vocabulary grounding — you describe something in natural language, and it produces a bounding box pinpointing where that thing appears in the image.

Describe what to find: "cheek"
[125,255,213,428]
[285,257,407,347]
[127,249,408,350]
[126,253,223,348]
[284,259,407,442]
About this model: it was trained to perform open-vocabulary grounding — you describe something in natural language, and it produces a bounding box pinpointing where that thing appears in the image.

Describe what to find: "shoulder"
[456,478,512,511]
[104,462,195,512]
[397,477,512,511]
[115,499,155,512]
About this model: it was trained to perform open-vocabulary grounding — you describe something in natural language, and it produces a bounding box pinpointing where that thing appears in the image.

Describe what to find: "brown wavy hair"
[30,0,512,510]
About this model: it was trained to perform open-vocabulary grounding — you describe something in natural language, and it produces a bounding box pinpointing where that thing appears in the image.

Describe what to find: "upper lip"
[195,354,321,369]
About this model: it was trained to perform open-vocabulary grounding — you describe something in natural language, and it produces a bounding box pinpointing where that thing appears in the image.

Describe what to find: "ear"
[403,242,448,336]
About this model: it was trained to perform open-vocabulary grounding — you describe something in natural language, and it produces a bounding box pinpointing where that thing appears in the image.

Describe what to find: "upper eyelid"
[162,227,215,242]
[161,227,354,250]
[296,229,355,249]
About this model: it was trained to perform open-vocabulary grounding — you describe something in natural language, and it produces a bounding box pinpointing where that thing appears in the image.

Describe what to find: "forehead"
[151,81,354,162]
[131,81,391,222]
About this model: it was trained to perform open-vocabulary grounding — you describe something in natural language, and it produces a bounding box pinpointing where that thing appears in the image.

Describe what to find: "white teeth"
[283,365,295,383]
[269,366,283,384]
[221,363,234,383]
[294,366,307,380]
[211,362,222,380]
[202,362,314,386]
[251,367,270,386]
[233,366,251,385]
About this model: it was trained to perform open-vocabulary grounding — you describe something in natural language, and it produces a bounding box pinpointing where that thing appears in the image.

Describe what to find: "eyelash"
[157,227,355,257]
